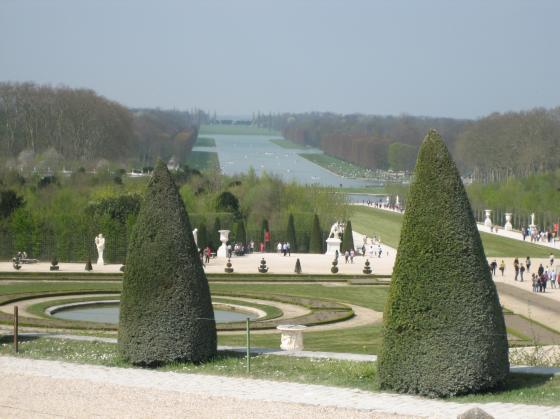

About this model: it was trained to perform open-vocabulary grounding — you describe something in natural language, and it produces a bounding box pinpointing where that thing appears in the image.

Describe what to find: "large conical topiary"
[118,161,217,366]
[309,214,323,253]
[341,220,354,252]
[378,130,508,397]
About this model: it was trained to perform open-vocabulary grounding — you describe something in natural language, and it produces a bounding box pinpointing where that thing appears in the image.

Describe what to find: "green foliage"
[286,213,297,249]
[0,189,24,218]
[341,220,354,251]
[309,214,323,253]
[118,161,216,365]
[197,223,209,249]
[378,130,509,397]
[215,191,240,215]
[234,220,247,244]
[86,194,141,223]
[387,143,418,171]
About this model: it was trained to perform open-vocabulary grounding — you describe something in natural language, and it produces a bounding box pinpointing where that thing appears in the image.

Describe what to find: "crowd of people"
[489,254,558,293]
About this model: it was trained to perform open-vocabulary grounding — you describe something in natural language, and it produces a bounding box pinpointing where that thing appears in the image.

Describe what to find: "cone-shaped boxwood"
[378,130,509,397]
[286,213,297,250]
[309,214,323,253]
[341,220,354,252]
[118,161,217,366]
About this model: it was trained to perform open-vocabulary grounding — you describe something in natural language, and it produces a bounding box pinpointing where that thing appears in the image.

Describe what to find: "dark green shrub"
[309,214,323,253]
[286,213,297,250]
[378,130,509,397]
[197,223,209,249]
[341,220,354,252]
[118,161,216,365]
[235,220,247,244]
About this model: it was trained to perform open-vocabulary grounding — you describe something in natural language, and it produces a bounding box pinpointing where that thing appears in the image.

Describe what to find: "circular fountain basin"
[47,301,260,324]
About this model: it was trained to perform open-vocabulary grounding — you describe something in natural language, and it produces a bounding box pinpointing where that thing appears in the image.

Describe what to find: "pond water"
[193,134,380,188]
[344,193,388,204]
[51,304,258,324]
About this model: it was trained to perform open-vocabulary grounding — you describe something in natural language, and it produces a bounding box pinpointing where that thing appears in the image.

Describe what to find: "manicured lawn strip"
[185,151,220,172]
[0,271,122,281]
[219,324,383,355]
[351,206,560,258]
[195,137,216,147]
[299,153,379,179]
[269,139,309,150]
[1,338,559,406]
[199,124,280,136]
[212,297,283,321]
[0,282,121,297]
[210,283,389,312]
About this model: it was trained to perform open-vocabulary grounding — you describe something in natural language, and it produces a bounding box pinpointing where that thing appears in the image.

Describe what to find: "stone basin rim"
[45,300,268,320]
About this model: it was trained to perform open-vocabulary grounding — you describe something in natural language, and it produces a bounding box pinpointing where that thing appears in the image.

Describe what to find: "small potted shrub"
[294,258,302,274]
[85,257,93,272]
[50,257,60,271]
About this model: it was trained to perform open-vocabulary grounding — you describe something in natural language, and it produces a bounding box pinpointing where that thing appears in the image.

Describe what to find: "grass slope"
[269,139,309,149]
[200,124,280,136]
[351,206,560,258]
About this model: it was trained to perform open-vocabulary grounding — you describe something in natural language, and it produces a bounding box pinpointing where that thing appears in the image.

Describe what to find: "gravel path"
[1,356,559,419]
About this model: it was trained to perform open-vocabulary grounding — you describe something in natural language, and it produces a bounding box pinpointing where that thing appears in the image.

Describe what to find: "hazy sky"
[1,0,559,119]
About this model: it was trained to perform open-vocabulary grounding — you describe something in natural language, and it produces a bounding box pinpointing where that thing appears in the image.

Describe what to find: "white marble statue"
[95,233,105,266]
[192,228,198,247]
[329,221,343,239]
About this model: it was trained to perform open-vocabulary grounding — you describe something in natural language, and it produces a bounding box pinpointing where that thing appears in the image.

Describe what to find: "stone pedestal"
[504,213,513,231]
[277,324,307,351]
[484,209,492,228]
[325,237,341,256]
[217,229,230,258]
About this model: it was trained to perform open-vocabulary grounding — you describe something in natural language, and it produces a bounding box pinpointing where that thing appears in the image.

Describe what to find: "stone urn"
[363,259,372,274]
[217,229,230,258]
[258,258,269,273]
[224,258,234,273]
[484,210,492,228]
[504,213,513,231]
[331,259,339,274]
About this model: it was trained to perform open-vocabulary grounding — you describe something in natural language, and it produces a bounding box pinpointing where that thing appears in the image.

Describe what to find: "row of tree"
[255,108,560,181]
[0,82,200,167]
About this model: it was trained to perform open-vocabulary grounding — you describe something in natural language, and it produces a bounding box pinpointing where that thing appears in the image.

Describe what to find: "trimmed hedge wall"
[118,161,217,365]
[378,130,509,397]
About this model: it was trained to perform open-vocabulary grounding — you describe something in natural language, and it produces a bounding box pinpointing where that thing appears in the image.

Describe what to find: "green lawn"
[194,136,216,147]
[200,124,280,136]
[185,151,220,172]
[299,153,380,179]
[269,139,309,150]
[351,206,560,258]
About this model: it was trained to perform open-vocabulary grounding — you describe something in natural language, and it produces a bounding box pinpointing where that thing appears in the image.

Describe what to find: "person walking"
[514,258,520,281]
[538,263,544,277]
[526,256,531,272]
[532,274,538,292]
[550,253,555,268]
[550,269,557,289]
[499,260,505,276]
[519,263,525,281]
[350,248,355,263]
[490,260,497,276]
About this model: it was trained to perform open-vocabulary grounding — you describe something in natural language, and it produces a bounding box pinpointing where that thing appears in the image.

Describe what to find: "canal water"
[51,304,258,324]
[193,134,381,188]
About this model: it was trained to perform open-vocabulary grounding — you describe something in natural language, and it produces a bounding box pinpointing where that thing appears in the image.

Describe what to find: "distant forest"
[0,83,204,168]
[254,108,560,182]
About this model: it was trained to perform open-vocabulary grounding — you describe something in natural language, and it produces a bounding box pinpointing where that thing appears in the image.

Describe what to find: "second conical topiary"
[341,220,354,252]
[378,130,509,397]
[118,161,217,366]
[309,214,323,253]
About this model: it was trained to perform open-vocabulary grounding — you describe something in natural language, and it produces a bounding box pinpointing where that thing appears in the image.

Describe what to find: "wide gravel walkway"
[1,356,559,419]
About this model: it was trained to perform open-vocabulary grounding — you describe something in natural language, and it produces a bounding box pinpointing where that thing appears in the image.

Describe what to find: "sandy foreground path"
[3,356,560,419]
